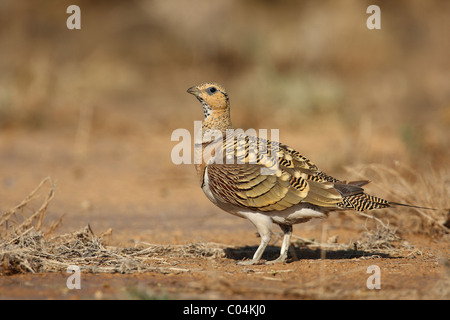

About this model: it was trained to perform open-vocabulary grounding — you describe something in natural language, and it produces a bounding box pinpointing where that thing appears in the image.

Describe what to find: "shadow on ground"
[224,245,395,263]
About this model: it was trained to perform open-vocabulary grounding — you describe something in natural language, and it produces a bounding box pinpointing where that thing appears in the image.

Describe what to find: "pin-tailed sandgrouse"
[187,82,416,265]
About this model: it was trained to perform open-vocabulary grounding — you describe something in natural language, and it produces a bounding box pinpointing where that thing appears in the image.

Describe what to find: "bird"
[187,82,429,265]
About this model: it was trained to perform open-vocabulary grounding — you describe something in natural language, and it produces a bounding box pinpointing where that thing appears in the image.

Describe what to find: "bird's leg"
[237,213,273,266]
[265,224,292,265]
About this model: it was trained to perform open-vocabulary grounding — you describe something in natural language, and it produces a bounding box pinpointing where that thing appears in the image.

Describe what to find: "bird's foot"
[264,255,287,265]
[237,259,263,266]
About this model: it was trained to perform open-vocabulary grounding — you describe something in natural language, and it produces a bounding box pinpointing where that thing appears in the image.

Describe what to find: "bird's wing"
[205,134,345,212]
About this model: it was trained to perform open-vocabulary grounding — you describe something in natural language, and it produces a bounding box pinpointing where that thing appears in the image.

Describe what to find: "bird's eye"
[206,87,217,95]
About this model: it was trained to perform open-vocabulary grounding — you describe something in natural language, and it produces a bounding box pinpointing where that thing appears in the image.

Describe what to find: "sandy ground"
[0,129,449,300]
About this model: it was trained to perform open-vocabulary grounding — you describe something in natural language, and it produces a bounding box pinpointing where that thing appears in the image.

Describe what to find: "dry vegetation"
[345,163,450,235]
[0,178,225,275]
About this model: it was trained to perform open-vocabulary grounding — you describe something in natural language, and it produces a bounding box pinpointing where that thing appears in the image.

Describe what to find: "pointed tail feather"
[337,194,438,212]
[335,180,438,212]
[388,202,438,211]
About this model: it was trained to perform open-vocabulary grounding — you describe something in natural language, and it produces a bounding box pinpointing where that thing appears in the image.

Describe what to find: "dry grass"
[0,177,56,238]
[0,177,228,275]
[0,224,226,275]
[345,163,450,235]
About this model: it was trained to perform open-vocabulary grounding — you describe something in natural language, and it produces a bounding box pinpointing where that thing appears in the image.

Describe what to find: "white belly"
[269,207,327,225]
[202,167,219,205]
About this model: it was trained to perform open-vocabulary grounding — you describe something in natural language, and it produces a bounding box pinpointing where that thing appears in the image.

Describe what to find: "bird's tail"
[335,180,438,212]
[337,192,391,211]
[388,201,438,211]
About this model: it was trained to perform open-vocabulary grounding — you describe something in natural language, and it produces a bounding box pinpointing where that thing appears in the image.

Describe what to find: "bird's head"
[187,82,229,119]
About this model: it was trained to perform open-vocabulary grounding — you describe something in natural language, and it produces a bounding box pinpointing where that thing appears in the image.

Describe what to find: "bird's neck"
[202,108,233,135]
[195,108,232,187]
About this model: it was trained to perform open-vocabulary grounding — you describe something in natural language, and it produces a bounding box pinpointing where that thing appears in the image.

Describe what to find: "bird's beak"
[187,86,201,97]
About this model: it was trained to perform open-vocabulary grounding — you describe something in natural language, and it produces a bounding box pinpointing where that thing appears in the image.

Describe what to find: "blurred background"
[0,0,448,240]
